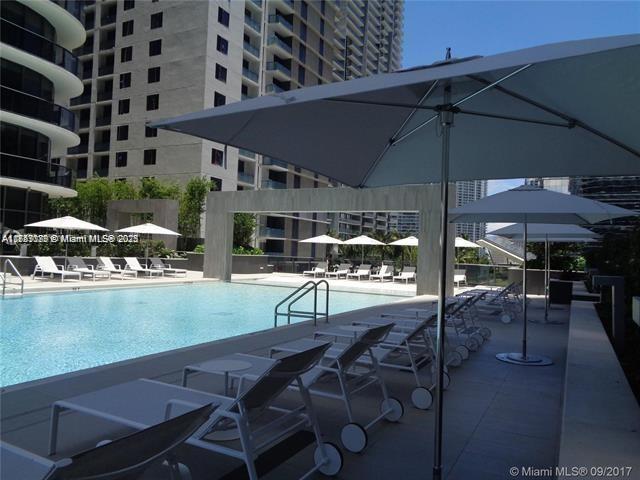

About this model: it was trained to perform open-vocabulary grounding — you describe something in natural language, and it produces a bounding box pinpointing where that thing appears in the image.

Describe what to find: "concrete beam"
[204,184,455,295]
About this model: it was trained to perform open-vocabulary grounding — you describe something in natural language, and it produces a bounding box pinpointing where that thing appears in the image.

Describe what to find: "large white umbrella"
[343,234,385,264]
[388,235,419,246]
[152,35,640,479]
[298,234,343,244]
[116,223,181,266]
[490,223,599,321]
[25,216,107,266]
[450,185,636,367]
[454,237,480,248]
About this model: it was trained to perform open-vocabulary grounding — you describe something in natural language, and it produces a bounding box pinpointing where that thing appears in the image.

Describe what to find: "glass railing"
[0,86,77,132]
[238,149,256,159]
[94,142,110,152]
[67,144,88,154]
[260,227,285,238]
[265,83,285,94]
[251,0,262,7]
[95,115,111,126]
[263,157,288,169]
[99,38,115,50]
[266,61,291,77]
[262,179,287,189]
[244,15,261,32]
[454,263,511,287]
[0,19,78,75]
[0,153,73,188]
[101,13,116,26]
[268,14,293,31]
[243,41,260,57]
[242,67,259,82]
[70,93,91,106]
[98,64,113,76]
[267,35,292,54]
[97,90,112,101]
[237,172,255,184]
[49,0,84,21]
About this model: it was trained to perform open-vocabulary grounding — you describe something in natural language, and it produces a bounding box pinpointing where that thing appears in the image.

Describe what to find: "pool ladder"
[1,259,24,298]
[274,280,329,327]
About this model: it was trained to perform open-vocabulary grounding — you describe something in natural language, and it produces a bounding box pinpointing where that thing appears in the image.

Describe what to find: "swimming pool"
[0,283,401,387]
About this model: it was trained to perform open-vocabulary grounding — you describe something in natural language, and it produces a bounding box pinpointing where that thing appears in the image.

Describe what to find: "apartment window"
[115,151,127,167]
[145,126,158,137]
[298,66,305,85]
[319,39,324,56]
[218,7,229,27]
[120,46,132,62]
[298,44,306,63]
[116,125,129,140]
[119,72,131,88]
[215,64,227,82]
[123,0,135,10]
[122,20,133,36]
[118,98,130,114]
[211,148,224,166]
[216,36,228,55]
[150,12,163,29]
[143,149,156,165]
[301,1,308,19]
[318,59,323,76]
[214,92,226,107]
[146,94,159,110]
[320,19,325,35]
[149,39,162,56]
[210,177,222,191]
[300,23,307,42]
[148,66,160,83]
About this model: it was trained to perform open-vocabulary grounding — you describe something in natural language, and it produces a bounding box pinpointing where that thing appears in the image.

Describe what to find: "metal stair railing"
[2,259,24,297]
[274,280,329,327]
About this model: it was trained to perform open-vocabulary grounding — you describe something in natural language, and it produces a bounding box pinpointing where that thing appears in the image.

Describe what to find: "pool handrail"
[274,280,329,327]
[2,259,24,297]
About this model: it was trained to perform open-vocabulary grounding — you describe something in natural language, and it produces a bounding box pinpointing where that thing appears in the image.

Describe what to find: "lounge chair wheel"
[411,387,433,410]
[480,327,492,338]
[501,314,512,324]
[445,350,463,367]
[455,345,470,360]
[381,397,404,422]
[341,423,368,453]
[315,442,343,476]
[431,370,451,390]
[465,337,479,352]
[471,332,484,345]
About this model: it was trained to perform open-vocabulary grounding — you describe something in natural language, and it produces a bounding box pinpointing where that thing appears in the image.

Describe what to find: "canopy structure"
[454,237,480,248]
[116,223,181,266]
[388,236,419,246]
[450,185,636,366]
[490,223,600,320]
[343,234,385,264]
[151,35,640,480]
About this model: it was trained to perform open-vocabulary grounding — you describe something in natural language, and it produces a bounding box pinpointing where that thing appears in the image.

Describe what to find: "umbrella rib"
[455,109,572,128]
[467,74,640,158]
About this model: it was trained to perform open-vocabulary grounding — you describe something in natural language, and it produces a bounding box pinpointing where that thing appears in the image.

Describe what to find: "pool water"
[0,283,401,387]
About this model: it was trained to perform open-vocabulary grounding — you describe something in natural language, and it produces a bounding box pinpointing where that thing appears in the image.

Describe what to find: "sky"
[401,0,640,196]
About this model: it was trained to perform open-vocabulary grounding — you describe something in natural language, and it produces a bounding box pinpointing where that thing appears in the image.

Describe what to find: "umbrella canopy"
[115,223,181,236]
[454,237,481,248]
[388,236,419,246]
[151,35,640,187]
[489,223,598,239]
[25,216,107,231]
[299,234,343,244]
[342,235,385,245]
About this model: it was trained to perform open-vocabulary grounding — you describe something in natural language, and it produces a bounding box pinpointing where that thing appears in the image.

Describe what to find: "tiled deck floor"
[1,294,568,479]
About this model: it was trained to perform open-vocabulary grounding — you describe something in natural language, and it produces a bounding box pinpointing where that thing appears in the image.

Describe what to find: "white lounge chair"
[150,257,187,277]
[393,266,416,283]
[31,256,81,283]
[2,404,215,480]
[97,257,138,279]
[49,344,343,480]
[302,261,327,278]
[124,257,163,277]
[325,263,351,279]
[67,257,112,281]
[454,269,468,287]
[346,264,371,280]
[370,264,394,282]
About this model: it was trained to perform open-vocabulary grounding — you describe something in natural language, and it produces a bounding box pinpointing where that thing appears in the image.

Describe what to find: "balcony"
[1,86,77,132]
[98,64,113,76]
[244,15,261,33]
[77,42,94,56]
[238,149,256,159]
[243,41,260,58]
[50,0,84,21]
[242,67,259,83]
[260,227,285,238]
[263,157,288,169]
[94,142,110,152]
[0,153,73,188]
[67,144,88,155]
[268,14,293,32]
[97,90,112,101]
[95,115,111,127]
[70,93,91,106]
[265,83,285,94]
[79,117,90,128]
[267,35,292,55]
[80,68,93,79]
[262,179,287,189]
[266,61,291,78]
[1,19,78,75]
[99,38,115,50]
[100,13,116,26]
[238,172,255,184]
[94,168,108,177]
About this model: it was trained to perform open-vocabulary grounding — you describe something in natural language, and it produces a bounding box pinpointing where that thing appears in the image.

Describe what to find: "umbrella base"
[496,352,553,366]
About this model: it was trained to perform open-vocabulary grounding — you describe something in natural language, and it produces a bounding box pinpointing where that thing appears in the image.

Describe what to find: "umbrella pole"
[432,104,453,480]
[497,223,552,366]
[545,236,549,320]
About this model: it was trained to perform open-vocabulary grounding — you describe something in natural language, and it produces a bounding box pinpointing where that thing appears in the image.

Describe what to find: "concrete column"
[204,206,234,280]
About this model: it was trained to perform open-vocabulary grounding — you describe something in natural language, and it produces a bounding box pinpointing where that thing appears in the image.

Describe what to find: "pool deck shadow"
[1,294,570,480]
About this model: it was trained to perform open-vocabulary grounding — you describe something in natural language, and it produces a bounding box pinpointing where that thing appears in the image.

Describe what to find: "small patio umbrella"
[116,223,181,267]
[25,216,108,267]
[450,185,636,367]
[490,223,599,320]
[152,35,640,479]
[343,234,385,264]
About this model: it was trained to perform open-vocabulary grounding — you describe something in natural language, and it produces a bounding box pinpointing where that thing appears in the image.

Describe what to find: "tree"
[178,177,212,238]
[138,177,181,200]
[233,213,257,248]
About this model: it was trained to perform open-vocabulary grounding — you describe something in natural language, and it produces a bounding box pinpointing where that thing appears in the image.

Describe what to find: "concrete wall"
[204,185,456,295]
[106,199,179,249]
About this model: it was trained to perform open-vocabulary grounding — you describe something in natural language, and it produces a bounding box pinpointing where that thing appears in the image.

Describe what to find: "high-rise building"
[526,177,570,194]
[1,0,85,247]
[455,180,487,241]
[569,176,640,234]
[60,0,403,254]
[387,212,419,235]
